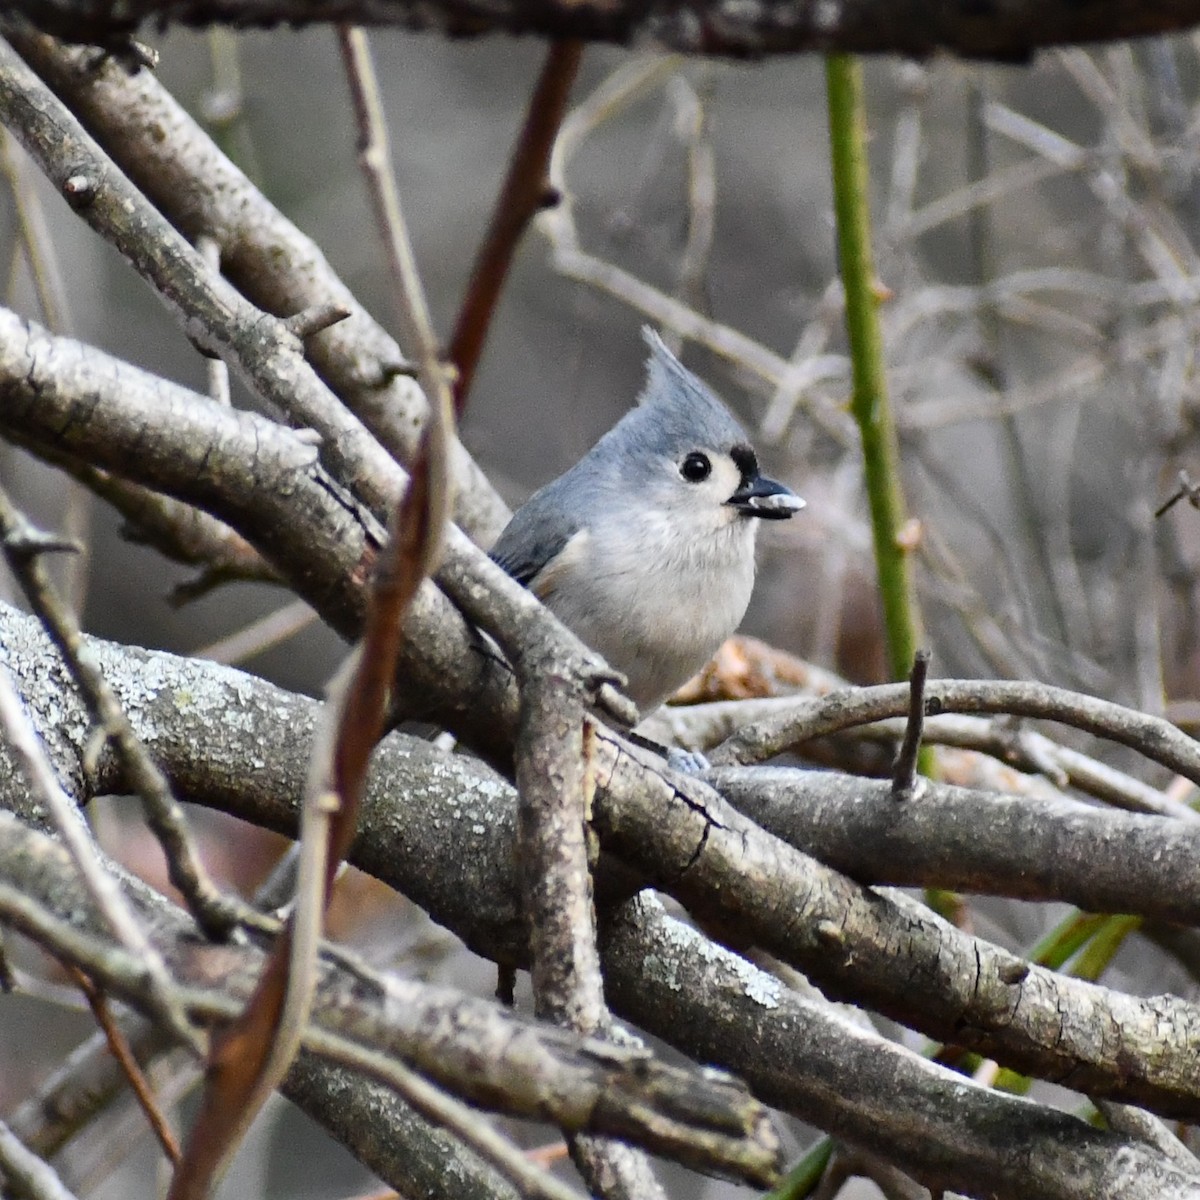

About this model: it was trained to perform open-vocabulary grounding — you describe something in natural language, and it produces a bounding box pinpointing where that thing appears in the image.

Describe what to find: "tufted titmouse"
[490,329,804,716]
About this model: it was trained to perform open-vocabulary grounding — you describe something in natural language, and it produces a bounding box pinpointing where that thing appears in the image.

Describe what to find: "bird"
[490,328,804,716]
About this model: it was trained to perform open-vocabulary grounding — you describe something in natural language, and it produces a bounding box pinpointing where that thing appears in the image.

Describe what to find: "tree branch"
[708,766,1200,924]
[7,0,1200,62]
[708,676,1200,784]
[601,893,1200,1200]
[10,602,1200,1124]
[3,22,509,546]
[0,306,522,763]
[0,808,781,1187]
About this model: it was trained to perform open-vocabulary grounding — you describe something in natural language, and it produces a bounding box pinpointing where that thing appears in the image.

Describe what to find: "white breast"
[533,515,758,712]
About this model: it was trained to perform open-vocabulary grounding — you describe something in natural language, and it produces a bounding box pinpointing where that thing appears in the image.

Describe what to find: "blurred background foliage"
[6,24,1200,1199]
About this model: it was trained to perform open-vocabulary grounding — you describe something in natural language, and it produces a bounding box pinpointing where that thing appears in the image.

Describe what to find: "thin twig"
[1156,469,1200,517]
[891,648,929,801]
[0,431,283,600]
[65,965,182,1167]
[709,676,1200,782]
[5,1019,176,1163]
[195,235,231,406]
[447,40,583,411]
[0,1117,81,1200]
[337,24,454,572]
[192,598,316,666]
[61,1055,199,1200]
[538,57,853,445]
[19,452,282,602]
[670,72,717,318]
[0,484,252,941]
[0,661,202,1057]
[282,303,352,341]
[0,126,70,333]
[0,123,92,615]
[170,42,456,1188]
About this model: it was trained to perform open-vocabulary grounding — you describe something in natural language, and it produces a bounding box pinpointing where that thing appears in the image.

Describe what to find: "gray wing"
[489,475,585,588]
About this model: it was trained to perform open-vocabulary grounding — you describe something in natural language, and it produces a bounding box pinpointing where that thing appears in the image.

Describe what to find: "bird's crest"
[633,327,749,454]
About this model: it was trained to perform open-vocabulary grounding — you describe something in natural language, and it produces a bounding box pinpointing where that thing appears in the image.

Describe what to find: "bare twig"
[708,676,1200,783]
[318,1049,585,1200]
[0,485,251,940]
[0,661,201,1056]
[50,1055,198,1199]
[282,302,352,341]
[55,458,280,602]
[65,966,182,1167]
[170,43,456,1186]
[6,1019,174,1162]
[0,428,281,600]
[447,40,582,410]
[542,60,787,384]
[195,234,231,406]
[192,599,316,666]
[669,73,717,318]
[0,1117,81,1200]
[0,125,69,333]
[891,648,930,800]
[1156,468,1200,517]
[337,24,455,560]
[0,123,92,614]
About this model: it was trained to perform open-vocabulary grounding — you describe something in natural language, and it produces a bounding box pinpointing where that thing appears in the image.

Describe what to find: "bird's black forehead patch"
[730,444,758,478]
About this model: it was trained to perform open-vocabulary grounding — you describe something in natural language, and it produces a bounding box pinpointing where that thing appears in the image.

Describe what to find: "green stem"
[762,1136,833,1200]
[825,54,923,683]
[1070,914,1141,981]
[1028,909,1111,970]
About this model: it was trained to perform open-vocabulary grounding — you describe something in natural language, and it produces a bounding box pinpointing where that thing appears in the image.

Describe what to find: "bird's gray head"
[587,329,805,531]
[489,329,804,712]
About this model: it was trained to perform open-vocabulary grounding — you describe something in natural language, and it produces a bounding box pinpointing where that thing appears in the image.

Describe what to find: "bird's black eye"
[680,452,712,482]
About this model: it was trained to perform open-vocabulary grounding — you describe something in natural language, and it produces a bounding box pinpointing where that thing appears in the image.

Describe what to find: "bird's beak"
[727,474,805,520]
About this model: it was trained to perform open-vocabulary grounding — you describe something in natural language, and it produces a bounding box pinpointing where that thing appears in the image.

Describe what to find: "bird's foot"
[666,746,711,775]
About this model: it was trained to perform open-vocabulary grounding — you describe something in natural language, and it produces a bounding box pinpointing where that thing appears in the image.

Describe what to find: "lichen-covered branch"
[8,603,1200,1124]
[0,307,522,762]
[601,894,1200,1200]
[0,808,781,1186]
[5,604,1200,1198]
